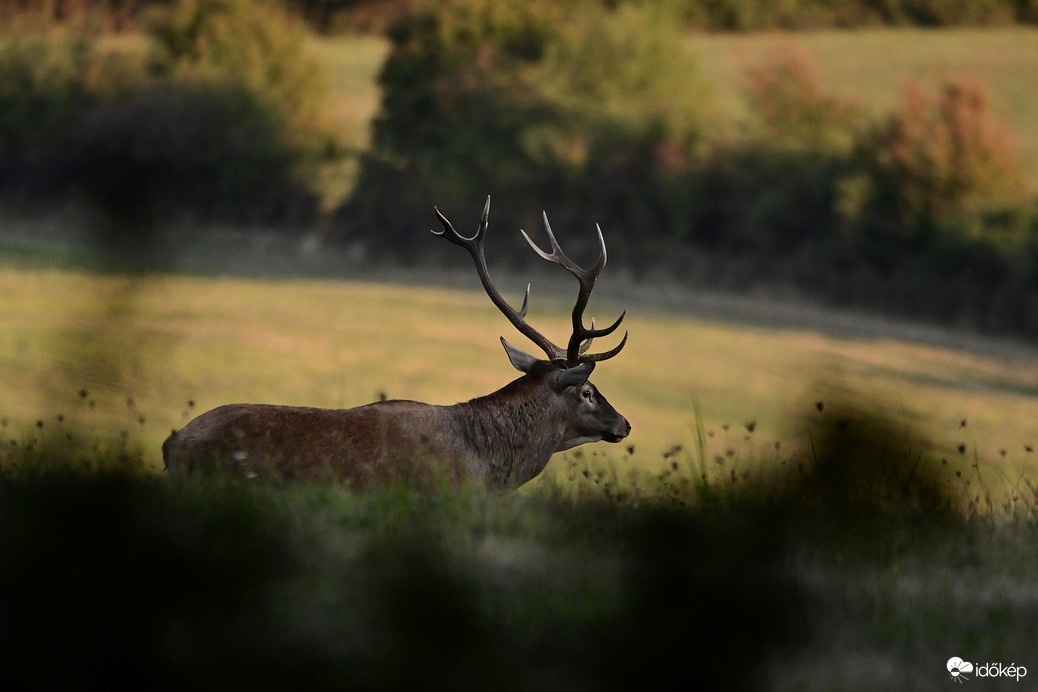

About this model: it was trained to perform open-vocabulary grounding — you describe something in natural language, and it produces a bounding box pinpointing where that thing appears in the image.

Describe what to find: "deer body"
[164,359,628,489]
[163,198,631,490]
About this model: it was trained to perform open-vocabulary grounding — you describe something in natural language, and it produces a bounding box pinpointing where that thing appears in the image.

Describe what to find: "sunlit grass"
[305,33,388,148]
[2,265,1037,507]
[304,33,389,212]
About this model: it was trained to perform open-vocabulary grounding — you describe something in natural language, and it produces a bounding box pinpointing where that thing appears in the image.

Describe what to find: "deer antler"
[433,196,627,366]
[520,212,627,365]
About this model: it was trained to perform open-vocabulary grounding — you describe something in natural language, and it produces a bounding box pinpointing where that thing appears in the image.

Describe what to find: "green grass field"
[304,34,389,211]
[3,264,1037,507]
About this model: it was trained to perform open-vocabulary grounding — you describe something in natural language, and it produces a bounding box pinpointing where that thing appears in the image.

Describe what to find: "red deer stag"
[163,198,630,490]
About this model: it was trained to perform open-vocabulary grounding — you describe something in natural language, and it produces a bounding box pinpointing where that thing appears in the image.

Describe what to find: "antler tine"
[588,309,626,335]
[433,198,565,363]
[580,329,628,363]
[577,312,628,352]
[518,284,531,320]
[593,223,608,274]
[578,318,595,354]
[522,212,625,365]
[520,212,607,281]
[432,195,490,250]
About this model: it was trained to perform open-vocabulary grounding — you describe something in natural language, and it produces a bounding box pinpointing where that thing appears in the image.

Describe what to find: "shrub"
[338,0,715,266]
[144,0,329,137]
[0,3,329,225]
[855,75,1030,240]
[678,49,861,259]
[742,47,863,155]
[0,29,98,192]
[722,53,1032,260]
[676,49,1038,338]
[73,82,314,225]
[667,0,1030,29]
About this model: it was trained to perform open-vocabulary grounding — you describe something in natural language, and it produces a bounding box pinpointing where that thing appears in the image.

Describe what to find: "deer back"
[164,401,463,486]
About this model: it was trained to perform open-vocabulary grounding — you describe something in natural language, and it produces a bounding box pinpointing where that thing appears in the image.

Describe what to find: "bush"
[73,82,315,224]
[854,75,1030,239]
[145,0,329,137]
[742,47,863,155]
[673,51,1038,336]
[0,29,99,192]
[337,0,715,266]
[0,3,329,225]
[678,50,861,260]
[665,0,1030,29]
[0,1,166,30]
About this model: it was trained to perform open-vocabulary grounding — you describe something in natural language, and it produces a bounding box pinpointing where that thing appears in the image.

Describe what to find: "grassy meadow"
[304,34,389,211]
[3,263,1038,506]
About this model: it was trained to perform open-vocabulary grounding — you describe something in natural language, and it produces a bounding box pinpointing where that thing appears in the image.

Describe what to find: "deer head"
[432,197,630,481]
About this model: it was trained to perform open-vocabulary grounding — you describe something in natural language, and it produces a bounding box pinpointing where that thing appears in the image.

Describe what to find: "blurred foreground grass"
[0,419,1034,691]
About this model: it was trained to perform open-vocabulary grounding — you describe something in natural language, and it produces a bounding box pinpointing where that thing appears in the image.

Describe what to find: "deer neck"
[451,382,564,489]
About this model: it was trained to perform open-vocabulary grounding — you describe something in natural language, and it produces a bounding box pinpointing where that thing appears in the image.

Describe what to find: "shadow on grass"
[790,393,962,533]
[0,388,991,691]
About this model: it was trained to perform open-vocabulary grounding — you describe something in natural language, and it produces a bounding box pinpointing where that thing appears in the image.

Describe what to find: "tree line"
[2,0,1037,337]
[341,1,1038,336]
[5,0,1038,32]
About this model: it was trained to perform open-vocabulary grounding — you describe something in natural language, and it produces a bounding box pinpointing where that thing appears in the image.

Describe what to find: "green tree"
[145,0,329,139]
[0,3,330,224]
[339,0,714,266]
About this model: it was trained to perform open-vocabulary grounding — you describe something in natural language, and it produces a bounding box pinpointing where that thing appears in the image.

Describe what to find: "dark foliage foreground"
[0,406,1032,691]
[0,475,803,691]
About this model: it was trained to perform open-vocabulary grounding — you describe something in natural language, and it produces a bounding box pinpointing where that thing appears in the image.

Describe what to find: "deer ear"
[501,337,539,373]
[549,362,595,392]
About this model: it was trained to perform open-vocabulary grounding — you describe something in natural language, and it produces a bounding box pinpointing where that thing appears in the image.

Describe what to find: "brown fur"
[163,361,630,491]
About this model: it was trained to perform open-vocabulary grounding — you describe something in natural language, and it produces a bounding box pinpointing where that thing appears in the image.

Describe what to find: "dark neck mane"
[451,367,563,487]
